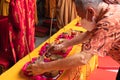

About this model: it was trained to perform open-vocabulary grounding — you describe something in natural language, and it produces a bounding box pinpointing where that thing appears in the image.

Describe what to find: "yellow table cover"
[0,17,98,80]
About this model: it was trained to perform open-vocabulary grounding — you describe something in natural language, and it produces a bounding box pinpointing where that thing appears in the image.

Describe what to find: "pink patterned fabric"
[103,0,120,4]
[82,4,120,64]
[9,0,35,62]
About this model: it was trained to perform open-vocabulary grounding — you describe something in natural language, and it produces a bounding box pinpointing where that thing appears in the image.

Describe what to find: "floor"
[35,36,49,48]
[34,17,50,48]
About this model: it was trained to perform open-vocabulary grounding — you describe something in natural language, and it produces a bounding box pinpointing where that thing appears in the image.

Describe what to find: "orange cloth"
[56,0,78,29]
[45,0,56,18]
[0,0,10,16]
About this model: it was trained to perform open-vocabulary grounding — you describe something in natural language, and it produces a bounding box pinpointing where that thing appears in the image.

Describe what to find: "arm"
[63,31,92,48]
[27,51,94,76]
[43,51,94,71]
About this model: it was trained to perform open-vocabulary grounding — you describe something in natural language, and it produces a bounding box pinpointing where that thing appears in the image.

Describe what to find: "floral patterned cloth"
[82,4,120,64]
[103,0,120,4]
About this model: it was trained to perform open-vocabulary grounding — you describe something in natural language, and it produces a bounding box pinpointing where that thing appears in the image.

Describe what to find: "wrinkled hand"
[52,40,68,52]
[46,45,64,55]
[26,57,46,76]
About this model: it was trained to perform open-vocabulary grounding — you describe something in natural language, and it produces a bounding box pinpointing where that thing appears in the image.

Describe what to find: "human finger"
[26,64,33,71]
[27,71,33,76]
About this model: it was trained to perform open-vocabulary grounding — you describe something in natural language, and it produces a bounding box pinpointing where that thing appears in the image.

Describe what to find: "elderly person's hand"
[53,39,69,51]
[47,39,69,54]
[26,57,47,76]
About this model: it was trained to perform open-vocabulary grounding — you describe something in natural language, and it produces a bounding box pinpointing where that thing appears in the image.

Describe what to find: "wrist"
[63,40,70,48]
[43,61,59,72]
[42,62,53,72]
[37,62,48,73]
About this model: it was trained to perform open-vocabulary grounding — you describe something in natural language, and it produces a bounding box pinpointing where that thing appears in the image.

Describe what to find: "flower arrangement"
[22,29,81,80]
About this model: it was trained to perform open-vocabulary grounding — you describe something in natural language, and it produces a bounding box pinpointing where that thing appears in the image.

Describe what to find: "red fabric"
[42,20,58,29]
[0,16,8,19]
[98,56,120,70]
[0,57,9,69]
[35,26,49,33]
[88,69,117,80]
[43,20,57,26]
[9,0,35,61]
[0,16,9,52]
[0,16,13,68]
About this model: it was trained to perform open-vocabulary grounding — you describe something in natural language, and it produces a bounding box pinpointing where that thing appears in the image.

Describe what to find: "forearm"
[65,31,92,47]
[43,51,94,72]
